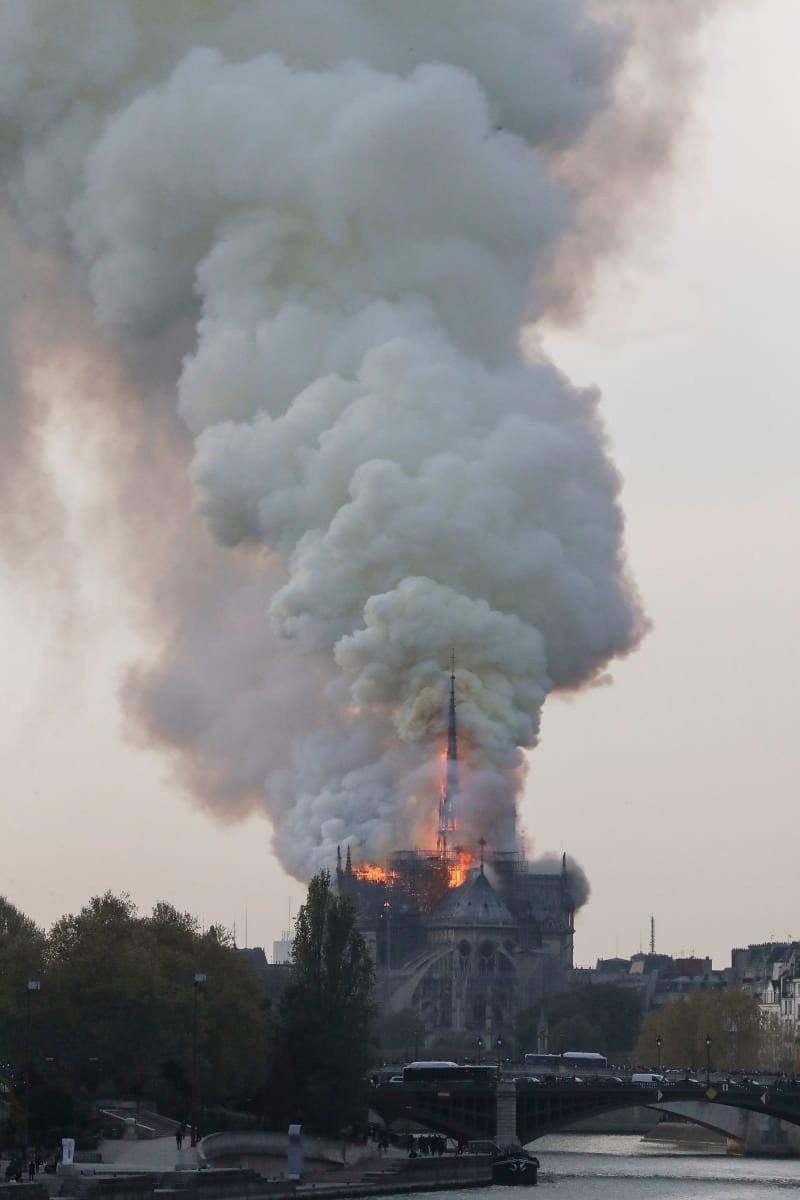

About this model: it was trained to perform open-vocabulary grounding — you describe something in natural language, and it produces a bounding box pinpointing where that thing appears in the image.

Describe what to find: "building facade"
[336,846,576,1051]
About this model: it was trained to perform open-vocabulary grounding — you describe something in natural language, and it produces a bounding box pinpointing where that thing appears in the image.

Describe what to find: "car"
[389,1075,404,1084]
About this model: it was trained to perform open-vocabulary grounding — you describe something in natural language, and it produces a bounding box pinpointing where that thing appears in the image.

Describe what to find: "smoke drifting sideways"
[0,1,720,879]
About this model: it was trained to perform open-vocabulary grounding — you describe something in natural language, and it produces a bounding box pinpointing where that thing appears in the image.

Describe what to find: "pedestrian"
[28,1159,36,1181]
[175,1130,183,1151]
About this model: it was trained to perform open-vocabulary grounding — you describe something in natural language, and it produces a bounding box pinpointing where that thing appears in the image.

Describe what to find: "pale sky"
[2,1,798,968]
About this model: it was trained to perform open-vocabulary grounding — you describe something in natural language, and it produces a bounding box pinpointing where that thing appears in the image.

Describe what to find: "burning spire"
[437,650,459,857]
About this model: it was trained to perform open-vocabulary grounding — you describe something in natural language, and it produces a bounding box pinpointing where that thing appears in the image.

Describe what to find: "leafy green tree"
[634,987,761,1071]
[271,870,375,1134]
[376,1007,426,1061]
[2,892,269,1120]
[28,1084,80,1145]
[551,1014,606,1055]
[518,984,643,1059]
[0,897,46,1094]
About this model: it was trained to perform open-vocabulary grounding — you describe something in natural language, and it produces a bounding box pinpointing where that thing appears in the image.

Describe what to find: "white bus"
[562,1051,608,1070]
[524,1051,608,1072]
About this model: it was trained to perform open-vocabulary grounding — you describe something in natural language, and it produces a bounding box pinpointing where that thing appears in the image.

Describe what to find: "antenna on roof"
[650,915,655,956]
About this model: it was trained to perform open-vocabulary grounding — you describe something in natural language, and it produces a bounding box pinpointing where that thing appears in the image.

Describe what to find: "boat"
[490,1146,539,1186]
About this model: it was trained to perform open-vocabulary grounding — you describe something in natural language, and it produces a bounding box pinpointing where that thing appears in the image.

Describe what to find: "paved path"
[99,1136,199,1171]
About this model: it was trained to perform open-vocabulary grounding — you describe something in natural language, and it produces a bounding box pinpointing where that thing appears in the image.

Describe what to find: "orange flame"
[448,848,474,889]
[353,863,394,884]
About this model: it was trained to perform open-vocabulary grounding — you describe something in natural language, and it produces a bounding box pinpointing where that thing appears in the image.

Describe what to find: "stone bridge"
[370,1077,800,1152]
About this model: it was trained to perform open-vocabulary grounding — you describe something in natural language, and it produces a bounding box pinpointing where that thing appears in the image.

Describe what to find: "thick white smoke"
[0,2,721,878]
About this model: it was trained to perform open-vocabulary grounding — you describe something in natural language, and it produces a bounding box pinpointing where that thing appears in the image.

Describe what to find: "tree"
[634,987,762,1071]
[551,1014,606,1055]
[0,897,46,1091]
[517,984,643,1059]
[6,892,270,1118]
[376,1008,425,1061]
[271,871,375,1134]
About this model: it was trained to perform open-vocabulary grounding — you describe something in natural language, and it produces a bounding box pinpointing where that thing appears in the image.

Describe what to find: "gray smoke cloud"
[0,2,720,878]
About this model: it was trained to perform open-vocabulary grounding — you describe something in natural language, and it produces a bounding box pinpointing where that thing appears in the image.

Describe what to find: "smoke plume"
[0,2,720,877]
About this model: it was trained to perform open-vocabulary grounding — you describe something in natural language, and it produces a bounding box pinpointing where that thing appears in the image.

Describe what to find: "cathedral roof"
[428,868,516,930]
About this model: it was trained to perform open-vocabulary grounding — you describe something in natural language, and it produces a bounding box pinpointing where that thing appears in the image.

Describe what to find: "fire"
[353,863,394,884]
[448,848,474,889]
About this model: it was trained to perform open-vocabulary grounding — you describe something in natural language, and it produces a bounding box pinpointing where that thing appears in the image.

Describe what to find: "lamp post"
[383,900,391,971]
[191,973,207,1146]
[24,981,41,1155]
[496,1035,504,1073]
[656,1035,663,1073]
[476,1036,484,1063]
[705,1034,712,1086]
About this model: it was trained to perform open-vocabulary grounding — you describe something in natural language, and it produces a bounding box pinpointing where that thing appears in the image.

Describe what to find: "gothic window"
[478,939,495,975]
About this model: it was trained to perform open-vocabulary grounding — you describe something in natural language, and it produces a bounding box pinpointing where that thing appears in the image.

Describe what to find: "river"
[423,1134,800,1197]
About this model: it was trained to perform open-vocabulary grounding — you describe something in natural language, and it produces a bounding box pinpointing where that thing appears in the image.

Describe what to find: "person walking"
[175,1129,183,1151]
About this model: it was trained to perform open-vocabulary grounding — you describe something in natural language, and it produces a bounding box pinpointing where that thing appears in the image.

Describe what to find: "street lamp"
[383,900,392,970]
[705,1034,712,1086]
[191,973,207,1146]
[656,1035,663,1073]
[24,981,41,1155]
[476,1036,484,1063]
[496,1035,504,1073]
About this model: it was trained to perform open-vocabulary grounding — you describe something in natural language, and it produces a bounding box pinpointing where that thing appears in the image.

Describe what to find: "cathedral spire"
[437,650,459,857]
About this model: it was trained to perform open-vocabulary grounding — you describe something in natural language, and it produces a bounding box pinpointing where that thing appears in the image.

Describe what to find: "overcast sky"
[1,0,797,968]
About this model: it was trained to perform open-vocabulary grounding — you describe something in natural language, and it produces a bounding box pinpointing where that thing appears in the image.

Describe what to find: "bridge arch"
[643,1099,746,1141]
[371,1079,800,1149]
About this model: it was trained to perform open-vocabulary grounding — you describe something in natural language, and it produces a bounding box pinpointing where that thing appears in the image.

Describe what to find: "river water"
[422,1134,800,1198]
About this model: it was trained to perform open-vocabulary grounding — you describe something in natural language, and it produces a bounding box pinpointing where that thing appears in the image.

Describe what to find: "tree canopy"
[268,870,375,1134]
[0,891,270,1138]
[635,987,762,1071]
[517,984,644,1059]
[0,877,378,1146]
